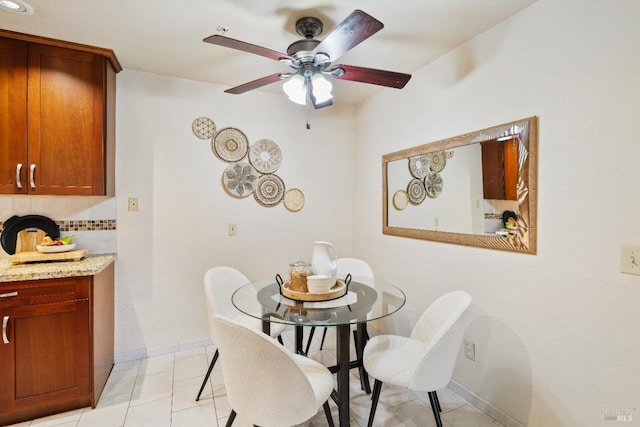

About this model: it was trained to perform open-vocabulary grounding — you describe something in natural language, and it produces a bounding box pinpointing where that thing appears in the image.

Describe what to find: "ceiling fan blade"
[313,10,384,62]
[203,34,293,62]
[330,64,411,89]
[225,73,286,94]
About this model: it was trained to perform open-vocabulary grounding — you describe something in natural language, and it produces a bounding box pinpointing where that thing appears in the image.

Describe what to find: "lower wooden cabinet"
[0,263,114,425]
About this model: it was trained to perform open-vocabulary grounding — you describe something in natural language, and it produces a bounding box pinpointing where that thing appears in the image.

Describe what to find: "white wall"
[114,71,356,355]
[353,0,640,425]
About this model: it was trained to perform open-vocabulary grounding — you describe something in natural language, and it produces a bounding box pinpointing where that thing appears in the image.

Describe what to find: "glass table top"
[232,274,406,327]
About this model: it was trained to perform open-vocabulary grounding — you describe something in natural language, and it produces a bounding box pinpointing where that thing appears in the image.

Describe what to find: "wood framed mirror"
[382,116,538,254]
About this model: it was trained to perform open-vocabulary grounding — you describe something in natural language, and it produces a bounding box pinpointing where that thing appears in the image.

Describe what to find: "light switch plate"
[620,244,640,275]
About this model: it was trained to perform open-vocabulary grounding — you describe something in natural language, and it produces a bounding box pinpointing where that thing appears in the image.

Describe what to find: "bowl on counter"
[36,243,76,253]
[306,274,336,294]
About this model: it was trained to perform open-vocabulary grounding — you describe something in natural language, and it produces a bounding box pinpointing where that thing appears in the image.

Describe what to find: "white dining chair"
[363,290,472,427]
[195,266,286,401]
[211,314,335,427]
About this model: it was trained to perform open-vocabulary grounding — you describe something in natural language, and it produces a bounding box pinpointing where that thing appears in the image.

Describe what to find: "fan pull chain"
[306,101,311,129]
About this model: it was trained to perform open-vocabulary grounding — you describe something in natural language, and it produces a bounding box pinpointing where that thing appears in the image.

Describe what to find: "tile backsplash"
[0,196,117,258]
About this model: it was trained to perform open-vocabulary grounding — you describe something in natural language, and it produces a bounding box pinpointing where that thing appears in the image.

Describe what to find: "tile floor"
[9,328,501,427]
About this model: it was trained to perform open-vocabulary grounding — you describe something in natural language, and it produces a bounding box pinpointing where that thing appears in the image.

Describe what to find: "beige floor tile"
[77,393,129,427]
[29,408,85,426]
[170,403,217,427]
[173,353,209,382]
[442,404,501,427]
[172,376,214,412]
[129,371,174,407]
[137,354,174,378]
[123,397,171,427]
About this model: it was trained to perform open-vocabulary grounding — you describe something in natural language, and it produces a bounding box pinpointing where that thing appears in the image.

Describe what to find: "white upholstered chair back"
[211,315,331,427]
[336,257,374,286]
[203,266,251,327]
[407,290,472,391]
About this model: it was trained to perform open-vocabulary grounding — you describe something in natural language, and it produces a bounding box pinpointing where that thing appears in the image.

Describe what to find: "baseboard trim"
[114,338,213,364]
[448,379,526,427]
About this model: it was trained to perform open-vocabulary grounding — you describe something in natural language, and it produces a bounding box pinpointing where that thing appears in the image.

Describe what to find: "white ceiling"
[1,0,538,105]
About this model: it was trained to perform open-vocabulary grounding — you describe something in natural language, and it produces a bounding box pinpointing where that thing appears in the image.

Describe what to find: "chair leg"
[225,409,237,427]
[428,391,444,427]
[319,326,328,350]
[195,349,219,401]
[323,400,335,427]
[367,379,383,427]
[304,326,316,355]
[433,390,442,412]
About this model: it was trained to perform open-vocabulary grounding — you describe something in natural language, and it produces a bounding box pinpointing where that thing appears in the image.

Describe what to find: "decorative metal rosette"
[283,188,305,212]
[408,155,429,179]
[425,172,443,198]
[407,178,427,205]
[222,162,258,198]
[392,190,409,210]
[192,117,216,140]
[249,139,282,174]
[428,150,446,172]
[254,174,285,207]
[212,127,249,162]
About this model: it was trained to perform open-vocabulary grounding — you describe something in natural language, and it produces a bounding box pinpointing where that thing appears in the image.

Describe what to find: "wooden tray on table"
[281,280,347,302]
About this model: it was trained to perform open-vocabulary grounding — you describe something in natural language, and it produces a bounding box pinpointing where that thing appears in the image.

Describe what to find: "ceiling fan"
[203,9,412,110]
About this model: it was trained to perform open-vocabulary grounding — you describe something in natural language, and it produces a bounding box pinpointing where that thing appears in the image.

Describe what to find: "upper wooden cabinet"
[481,137,519,201]
[0,31,120,196]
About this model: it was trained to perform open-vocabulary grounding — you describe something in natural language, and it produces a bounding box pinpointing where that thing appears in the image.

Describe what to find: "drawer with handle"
[0,277,89,309]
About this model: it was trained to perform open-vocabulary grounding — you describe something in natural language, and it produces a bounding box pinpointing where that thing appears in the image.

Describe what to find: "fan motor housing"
[287,39,320,57]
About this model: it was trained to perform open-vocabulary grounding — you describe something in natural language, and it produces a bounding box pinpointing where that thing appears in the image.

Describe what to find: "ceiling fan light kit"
[282,73,333,106]
[203,9,412,126]
[0,0,33,14]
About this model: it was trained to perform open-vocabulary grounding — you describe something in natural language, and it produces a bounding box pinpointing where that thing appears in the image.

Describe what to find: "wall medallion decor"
[192,116,304,212]
[409,155,429,179]
[249,139,282,174]
[392,190,409,211]
[283,188,305,212]
[424,172,443,198]
[222,162,259,197]
[407,178,427,205]
[213,127,249,162]
[254,174,285,207]
[192,117,217,140]
[427,150,447,172]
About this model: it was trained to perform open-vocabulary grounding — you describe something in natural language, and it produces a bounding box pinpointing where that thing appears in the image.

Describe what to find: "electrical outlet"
[128,197,139,212]
[620,244,640,275]
[464,339,475,361]
[228,223,237,236]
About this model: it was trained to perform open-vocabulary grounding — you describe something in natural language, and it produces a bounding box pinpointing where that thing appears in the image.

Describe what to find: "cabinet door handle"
[2,316,8,344]
[29,164,36,189]
[16,163,23,189]
[0,291,18,298]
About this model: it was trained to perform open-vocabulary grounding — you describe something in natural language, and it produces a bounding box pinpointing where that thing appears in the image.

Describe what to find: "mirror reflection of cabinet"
[481,137,518,201]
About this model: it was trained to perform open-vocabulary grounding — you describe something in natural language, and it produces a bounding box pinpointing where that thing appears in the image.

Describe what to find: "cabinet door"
[0,299,90,425]
[27,43,105,195]
[0,37,28,194]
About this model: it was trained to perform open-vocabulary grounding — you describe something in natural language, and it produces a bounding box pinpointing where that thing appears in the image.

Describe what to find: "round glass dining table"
[232,274,406,427]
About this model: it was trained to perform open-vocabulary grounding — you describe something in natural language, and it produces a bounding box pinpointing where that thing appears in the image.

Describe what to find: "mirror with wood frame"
[383,116,538,254]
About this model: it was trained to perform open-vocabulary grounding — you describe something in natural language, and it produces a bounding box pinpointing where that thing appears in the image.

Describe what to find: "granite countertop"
[0,254,115,282]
